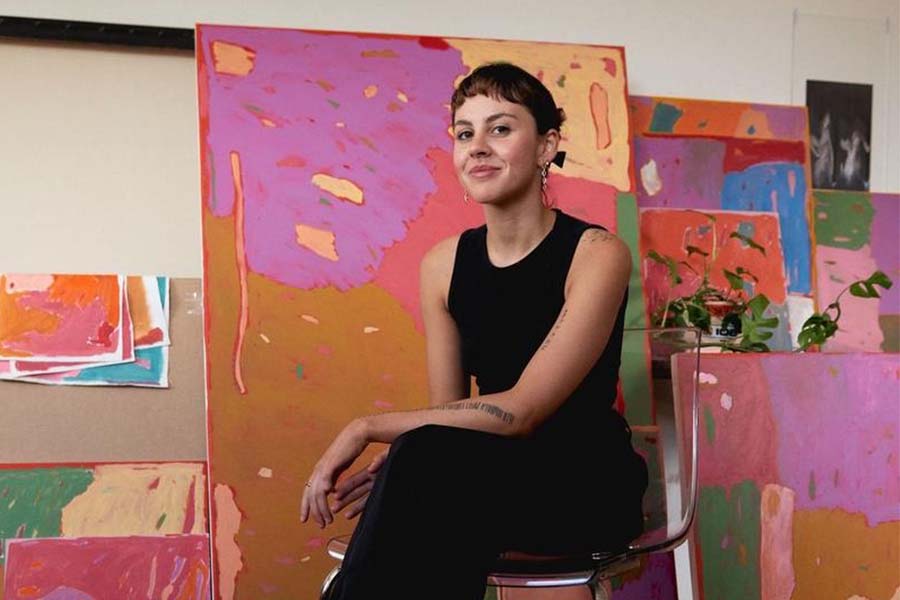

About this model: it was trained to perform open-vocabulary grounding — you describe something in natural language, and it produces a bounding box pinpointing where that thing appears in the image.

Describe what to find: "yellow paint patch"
[446,38,631,190]
[60,463,206,536]
[258,467,273,478]
[211,41,256,76]
[301,314,320,325]
[396,91,409,103]
[364,85,378,99]
[363,326,380,334]
[260,118,276,128]
[793,509,899,600]
[295,224,339,261]
[311,173,364,205]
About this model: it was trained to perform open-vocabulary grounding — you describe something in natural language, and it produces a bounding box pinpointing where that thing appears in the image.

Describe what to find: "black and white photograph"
[806,80,873,191]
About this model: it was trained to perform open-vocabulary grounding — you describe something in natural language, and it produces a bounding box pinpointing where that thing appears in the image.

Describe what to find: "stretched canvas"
[673,352,899,600]
[198,23,642,599]
[629,96,814,347]
[813,191,899,352]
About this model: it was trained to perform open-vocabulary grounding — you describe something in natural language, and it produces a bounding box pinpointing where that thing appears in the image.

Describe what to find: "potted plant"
[646,210,893,352]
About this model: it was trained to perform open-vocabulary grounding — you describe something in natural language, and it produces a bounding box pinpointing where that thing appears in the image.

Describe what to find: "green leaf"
[867,270,893,289]
[849,282,872,297]
[647,250,683,286]
[735,266,759,282]
[723,269,744,290]
[729,231,767,255]
[747,294,770,319]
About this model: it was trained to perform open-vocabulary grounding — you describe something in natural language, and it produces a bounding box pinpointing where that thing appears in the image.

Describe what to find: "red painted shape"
[418,36,450,50]
[722,139,806,173]
[602,57,617,77]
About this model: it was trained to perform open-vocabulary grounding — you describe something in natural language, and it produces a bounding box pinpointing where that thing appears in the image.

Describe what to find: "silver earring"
[464,190,469,203]
[540,163,550,191]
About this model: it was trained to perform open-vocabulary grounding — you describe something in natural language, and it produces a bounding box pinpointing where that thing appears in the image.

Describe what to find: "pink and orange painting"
[672,352,899,600]
[198,24,635,598]
[3,535,211,600]
[0,275,124,362]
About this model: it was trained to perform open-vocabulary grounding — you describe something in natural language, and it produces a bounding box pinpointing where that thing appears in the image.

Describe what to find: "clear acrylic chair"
[321,327,701,600]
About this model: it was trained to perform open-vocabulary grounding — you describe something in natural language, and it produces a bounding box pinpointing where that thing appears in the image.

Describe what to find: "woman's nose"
[468,132,491,157]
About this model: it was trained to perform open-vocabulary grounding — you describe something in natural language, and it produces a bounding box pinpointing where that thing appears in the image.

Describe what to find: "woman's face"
[452,94,553,206]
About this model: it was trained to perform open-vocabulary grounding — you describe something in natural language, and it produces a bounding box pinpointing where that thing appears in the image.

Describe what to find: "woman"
[301,62,647,600]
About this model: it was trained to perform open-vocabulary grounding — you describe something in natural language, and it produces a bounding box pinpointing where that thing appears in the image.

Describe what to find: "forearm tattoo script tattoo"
[539,307,568,351]
[435,400,515,424]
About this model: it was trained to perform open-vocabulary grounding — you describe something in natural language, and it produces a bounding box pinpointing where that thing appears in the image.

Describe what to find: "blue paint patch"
[747,125,756,135]
[63,346,166,386]
[721,163,811,294]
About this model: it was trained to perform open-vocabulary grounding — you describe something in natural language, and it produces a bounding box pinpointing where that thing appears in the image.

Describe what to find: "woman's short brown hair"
[450,62,566,135]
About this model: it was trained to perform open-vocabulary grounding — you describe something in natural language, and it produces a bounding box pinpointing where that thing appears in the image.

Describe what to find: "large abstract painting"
[198,24,639,598]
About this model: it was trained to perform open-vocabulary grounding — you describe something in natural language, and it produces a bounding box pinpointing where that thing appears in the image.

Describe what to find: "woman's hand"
[330,448,389,520]
[300,419,369,528]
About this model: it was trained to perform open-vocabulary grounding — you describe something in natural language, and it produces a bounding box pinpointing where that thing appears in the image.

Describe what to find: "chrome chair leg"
[320,565,340,600]
[588,578,612,600]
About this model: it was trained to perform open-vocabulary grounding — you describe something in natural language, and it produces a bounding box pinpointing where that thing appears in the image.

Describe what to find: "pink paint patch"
[374,400,394,409]
[815,244,883,351]
[761,484,796,600]
[589,83,611,150]
[317,345,333,356]
[305,537,324,548]
[3,535,210,599]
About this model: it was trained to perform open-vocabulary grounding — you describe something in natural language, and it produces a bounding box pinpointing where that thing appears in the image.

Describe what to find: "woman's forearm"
[359,391,531,444]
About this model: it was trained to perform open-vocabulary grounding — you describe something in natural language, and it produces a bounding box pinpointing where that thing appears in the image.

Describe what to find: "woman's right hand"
[330,448,389,520]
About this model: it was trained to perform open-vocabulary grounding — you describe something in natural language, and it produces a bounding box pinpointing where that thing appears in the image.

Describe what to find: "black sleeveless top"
[448,209,628,448]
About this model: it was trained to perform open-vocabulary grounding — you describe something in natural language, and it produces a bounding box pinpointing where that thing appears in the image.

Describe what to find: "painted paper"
[127,275,170,348]
[198,24,636,598]
[0,275,124,362]
[3,535,210,600]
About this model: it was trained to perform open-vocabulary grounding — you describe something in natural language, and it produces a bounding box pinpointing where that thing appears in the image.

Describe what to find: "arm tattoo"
[435,400,515,425]
[539,307,568,351]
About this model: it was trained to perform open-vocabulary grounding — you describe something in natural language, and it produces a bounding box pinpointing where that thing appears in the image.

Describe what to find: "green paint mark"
[698,482,762,600]
[649,102,683,133]
[296,364,304,379]
[747,125,756,135]
[616,192,652,426]
[156,513,167,530]
[698,120,708,128]
[364,164,376,173]
[879,315,900,352]
[808,470,816,500]
[327,99,340,109]
[704,405,716,444]
[859,564,870,572]
[812,190,873,250]
[556,74,566,88]
[0,468,94,564]
[243,103,264,115]
[482,586,498,600]
[319,197,332,206]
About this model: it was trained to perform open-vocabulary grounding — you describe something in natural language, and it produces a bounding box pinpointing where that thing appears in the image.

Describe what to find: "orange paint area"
[230,151,249,395]
[295,223,340,261]
[792,509,899,600]
[590,83,611,150]
[211,41,257,76]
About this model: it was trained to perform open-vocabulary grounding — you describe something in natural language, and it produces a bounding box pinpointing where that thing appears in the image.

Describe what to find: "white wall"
[1,0,897,277]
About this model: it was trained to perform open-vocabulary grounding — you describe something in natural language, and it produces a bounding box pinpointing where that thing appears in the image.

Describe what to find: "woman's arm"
[358,227,632,441]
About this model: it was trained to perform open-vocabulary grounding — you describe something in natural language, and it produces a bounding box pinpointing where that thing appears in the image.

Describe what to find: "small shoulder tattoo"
[585,228,616,243]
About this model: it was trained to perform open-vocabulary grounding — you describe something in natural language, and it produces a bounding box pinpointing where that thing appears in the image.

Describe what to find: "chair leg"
[320,565,341,600]
[588,578,612,600]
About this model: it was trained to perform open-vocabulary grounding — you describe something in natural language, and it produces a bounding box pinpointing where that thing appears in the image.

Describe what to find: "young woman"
[301,62,648,600]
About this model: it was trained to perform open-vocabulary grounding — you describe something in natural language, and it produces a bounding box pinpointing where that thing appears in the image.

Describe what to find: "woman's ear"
[540,129,561,165]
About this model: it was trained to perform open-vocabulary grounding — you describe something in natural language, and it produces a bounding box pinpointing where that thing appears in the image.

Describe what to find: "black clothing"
[328,209,647,600]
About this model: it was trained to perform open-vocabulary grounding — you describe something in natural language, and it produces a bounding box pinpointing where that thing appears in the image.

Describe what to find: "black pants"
[328,422,647,600]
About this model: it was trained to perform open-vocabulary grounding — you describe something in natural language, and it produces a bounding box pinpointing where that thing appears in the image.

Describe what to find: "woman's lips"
[469,166,500,179]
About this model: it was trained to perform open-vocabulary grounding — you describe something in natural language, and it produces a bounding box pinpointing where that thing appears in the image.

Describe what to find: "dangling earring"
[464,190,469,203]
[540,163,550,191]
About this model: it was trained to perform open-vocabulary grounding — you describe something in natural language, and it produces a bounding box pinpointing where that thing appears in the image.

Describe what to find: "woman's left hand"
[300,419,369,528]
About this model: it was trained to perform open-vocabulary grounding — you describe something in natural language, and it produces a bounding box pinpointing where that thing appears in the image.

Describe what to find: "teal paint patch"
[327,99,340,109]
[808,470,816,500]
[704,404,716,444]
[698,482,762,600]
[0,468,94,564]
[747,125,756,135]
[319,197,332,206]
[296,364,304,379]
[207,148,218,211]
[649,102,684,133]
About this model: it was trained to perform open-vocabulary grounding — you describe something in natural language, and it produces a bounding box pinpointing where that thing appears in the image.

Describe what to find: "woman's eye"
[456,130,472,141]
[492,125,510,134]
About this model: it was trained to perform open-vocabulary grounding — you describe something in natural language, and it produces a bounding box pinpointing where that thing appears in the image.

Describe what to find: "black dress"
[328,209,648,600]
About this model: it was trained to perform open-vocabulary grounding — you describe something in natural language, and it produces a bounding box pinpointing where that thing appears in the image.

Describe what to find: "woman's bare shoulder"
[421,233,463,274]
